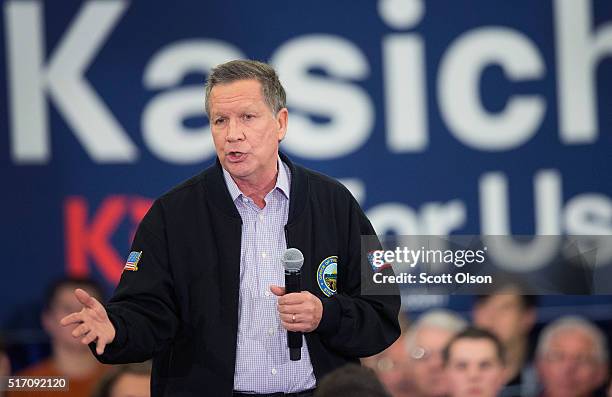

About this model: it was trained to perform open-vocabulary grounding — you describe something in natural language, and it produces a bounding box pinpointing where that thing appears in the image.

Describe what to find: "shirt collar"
[222,156,290,202]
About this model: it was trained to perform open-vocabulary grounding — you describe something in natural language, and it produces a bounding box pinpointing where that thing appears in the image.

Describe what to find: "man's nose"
[227,118,244,142]
[561,359,580,374]
[467,366,481,381]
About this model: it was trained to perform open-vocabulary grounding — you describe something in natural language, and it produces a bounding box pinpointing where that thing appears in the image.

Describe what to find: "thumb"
[74,288,96,308]
[270,285,286,296]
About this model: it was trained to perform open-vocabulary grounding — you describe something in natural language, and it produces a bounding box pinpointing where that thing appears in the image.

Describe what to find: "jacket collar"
[202,151,308,224]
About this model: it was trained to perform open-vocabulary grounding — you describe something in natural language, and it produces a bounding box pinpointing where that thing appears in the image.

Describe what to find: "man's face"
[409,326,455,397]
[43,285,102,351]
[366,335,413,397]
[537,329,608,397]
[473,293,534,346]
[110,373,151,397]
[446,339,506,397]
[209,79,287,185]
[0,351,10,377]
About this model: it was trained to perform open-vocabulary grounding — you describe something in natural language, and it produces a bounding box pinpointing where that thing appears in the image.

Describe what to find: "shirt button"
[241,197,248,203]
[271,368,277,375]
[264,290,271,297]
[259,214,264,221]
[261,252,267,259]
[268,327,275,335]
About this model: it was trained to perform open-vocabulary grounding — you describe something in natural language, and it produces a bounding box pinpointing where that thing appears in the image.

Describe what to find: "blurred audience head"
[92,361,152,397]
[362,312,412,397]
[0,335,10,377]
[406,309,468,397]
[0,336,10,397]
[443,327,506,397]
[42,277,104,352]
[473,285,537,348]
[536,316,609,397]
[314,364,390,397]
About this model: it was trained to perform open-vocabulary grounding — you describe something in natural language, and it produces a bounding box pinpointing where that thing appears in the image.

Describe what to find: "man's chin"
[543,386,581,397]
[224,162,253,179]
[63,339,91,352]
[426,384,449,397]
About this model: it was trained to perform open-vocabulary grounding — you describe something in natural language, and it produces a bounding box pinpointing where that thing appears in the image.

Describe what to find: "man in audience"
[92,361,152,397]
[9,277,109,397]
[444,327,507,397]
[314,364,391,397]
[0,336,11,397]
[406,309,468,397]
[473,286,538,396]
[536,316,609,397]
[362,313,413,397]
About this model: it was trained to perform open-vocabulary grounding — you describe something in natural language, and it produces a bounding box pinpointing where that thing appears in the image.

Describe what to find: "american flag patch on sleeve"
[124,251,142,271]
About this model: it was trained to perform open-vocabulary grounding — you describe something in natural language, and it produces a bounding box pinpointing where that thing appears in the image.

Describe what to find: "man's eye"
[243,114,255,120]
[454,362,468,370]
[480,361,492,370]
[214,118,226,125]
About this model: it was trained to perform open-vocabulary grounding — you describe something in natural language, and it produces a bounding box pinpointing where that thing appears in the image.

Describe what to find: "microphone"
[282,247,304,361]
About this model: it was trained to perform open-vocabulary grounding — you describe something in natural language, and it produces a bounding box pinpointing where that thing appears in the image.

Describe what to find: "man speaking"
[61,60,400,396]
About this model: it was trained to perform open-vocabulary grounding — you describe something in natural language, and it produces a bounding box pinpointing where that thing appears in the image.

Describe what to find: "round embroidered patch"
[317,256,338,297]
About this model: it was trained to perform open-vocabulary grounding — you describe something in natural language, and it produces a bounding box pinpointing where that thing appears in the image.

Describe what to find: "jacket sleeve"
[314,195,401,357]
[90,200,179,364]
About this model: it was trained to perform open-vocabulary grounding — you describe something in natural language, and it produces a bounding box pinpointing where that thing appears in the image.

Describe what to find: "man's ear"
[594,362,609,390]
[276,108,288,142]
[0,353,11,376]
[520,308,536,334]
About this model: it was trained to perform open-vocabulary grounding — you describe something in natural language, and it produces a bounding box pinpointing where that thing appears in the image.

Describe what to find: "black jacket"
[94,153,400,396]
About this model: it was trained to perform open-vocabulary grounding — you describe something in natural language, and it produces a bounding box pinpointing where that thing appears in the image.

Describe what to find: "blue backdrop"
[1,0,612,330]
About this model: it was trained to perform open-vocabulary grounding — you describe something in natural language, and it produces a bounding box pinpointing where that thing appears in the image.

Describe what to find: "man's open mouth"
[227,151,247,162]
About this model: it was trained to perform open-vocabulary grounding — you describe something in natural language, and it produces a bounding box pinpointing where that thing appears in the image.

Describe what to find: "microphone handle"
[285,270,302,360]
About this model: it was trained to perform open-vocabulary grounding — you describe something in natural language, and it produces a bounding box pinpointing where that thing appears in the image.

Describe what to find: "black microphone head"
[282,248,304,272]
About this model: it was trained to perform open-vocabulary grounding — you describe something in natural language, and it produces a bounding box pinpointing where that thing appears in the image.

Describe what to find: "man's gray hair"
[204,59,286,116]
[536,315,609,363]
[405,309,468,352]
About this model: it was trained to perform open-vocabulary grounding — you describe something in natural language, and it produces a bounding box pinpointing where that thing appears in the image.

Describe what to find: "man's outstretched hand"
[60,288,116,355]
